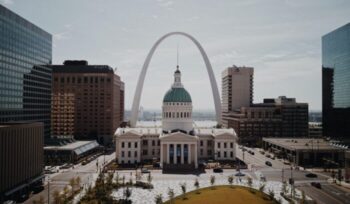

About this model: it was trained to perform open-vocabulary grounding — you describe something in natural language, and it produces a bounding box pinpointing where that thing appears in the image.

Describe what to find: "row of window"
[54,76,111,84]
[163,112,191,118]
[216,142,234,149]
[121,150,138,158]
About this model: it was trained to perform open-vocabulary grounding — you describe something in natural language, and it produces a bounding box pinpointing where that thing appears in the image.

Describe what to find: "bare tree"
[147,173,153,184]
[180,182,187,200]
[194,178,200,193]
[124,187,132,201]
[228,175,234,187]
[210,175,215,189]
[167,188,175,204]
[154,193,163,204]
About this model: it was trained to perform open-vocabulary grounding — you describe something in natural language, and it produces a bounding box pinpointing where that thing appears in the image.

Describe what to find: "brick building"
[50,60,124,145]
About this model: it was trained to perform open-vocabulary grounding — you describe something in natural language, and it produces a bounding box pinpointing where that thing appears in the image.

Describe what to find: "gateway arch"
[130,32,221,127]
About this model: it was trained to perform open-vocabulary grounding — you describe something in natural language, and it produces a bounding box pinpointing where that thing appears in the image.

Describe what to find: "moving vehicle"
[311,182,321,189]
[265,161,272,166]
[305,173,318,178]
[141,168,150,174]
[213,168,223,173]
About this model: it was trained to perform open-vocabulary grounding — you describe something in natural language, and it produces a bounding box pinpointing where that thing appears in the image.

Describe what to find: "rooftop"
[50,60,114,74]
[262,138,346,151]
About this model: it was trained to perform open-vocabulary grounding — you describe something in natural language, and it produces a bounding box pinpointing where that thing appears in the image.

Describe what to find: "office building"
[322,23,350,141]
[262,138,345,168]
[50,60,124,145]
[223,96,308,146]
[221,66,254,112]
[0,122,44,201]
[0,5,52,142]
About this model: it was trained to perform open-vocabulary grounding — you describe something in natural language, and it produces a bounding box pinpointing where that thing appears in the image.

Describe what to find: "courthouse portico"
[160,132,199,168]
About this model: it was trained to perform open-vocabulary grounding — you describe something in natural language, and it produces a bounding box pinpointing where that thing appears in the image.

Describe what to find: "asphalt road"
[24,152,115,204]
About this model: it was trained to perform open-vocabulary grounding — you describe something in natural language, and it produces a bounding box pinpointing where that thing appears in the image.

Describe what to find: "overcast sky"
[2,0,350,111]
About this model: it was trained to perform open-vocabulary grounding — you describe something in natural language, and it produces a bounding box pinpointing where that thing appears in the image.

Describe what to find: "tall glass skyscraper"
[322,23,350,140]
[0,5,52,141]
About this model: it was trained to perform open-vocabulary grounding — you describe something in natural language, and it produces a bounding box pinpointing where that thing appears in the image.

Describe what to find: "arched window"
[181,112,183,118]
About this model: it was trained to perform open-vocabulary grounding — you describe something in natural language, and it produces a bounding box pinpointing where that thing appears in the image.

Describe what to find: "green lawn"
[165,185,278,204]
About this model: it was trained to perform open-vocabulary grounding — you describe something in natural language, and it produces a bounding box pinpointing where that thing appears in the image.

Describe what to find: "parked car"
[311,182,321,189]
[271,156,275,160]
[283,161,291,165]
[265,161,272,166]
[153,162,160,168]
[82,160,88,165]
[235,172,245,177]
[305,173,318,178]
[141,168,150,174]
[213,168,223,173]
[266,154,271,158]
[260,150,265,155]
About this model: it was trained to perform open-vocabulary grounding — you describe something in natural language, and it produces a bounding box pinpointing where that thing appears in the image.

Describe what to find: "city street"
[24,152,115,204]
[236,145,350,204]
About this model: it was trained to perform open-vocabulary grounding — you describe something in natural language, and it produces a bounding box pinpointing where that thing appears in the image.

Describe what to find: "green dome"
[163,87,192,103]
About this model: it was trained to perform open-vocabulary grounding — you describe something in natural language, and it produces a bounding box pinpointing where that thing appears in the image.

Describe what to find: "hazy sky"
[2,0,350,111]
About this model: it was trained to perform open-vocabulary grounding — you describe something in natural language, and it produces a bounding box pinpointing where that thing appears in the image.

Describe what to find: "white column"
[173,143,177,164]
[167,143,170,164]
[181,143,184,164]
[188,144,191,164]
[194,142,198,168]
[160,142,163,167]
[138,141,141,163]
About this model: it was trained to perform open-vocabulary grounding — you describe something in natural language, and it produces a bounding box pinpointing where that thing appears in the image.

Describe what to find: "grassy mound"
[165,185,278,204]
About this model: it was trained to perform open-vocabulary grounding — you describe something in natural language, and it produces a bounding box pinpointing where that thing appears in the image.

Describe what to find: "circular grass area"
[165,185,278,204]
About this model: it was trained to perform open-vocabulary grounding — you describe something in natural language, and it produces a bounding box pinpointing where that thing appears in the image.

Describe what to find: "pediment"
[118,130,142,138]
[213,131,237,140]
[160,131,198,141]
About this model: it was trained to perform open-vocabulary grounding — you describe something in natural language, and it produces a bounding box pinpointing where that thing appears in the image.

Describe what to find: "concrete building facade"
[221,66,254,118]
[223,96,308,146]
[0,122,44,202]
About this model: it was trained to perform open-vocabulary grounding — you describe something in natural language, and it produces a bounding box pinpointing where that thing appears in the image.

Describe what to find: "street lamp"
[47,175,50,204]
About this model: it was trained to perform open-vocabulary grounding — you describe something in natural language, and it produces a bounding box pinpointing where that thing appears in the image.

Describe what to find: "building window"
[200,141,203,146]
[152,149,155,155]
[207,150,212,156]
[158,140,160,146]
[134,151,138,157]
[121,151,124,157]
[143,150,148,155]
[121,142,125,148]
[207,140,212,147]
[224,151,227,158]
[218,142,221,148]
[152,140,155,146]
[135,142,138,148]
[128,142,131,148]
[143,140,148,146]
[128,151,131,157]
[224,142,227,148]
[230,151,233,158]
[217,151,221,158]
[230,142,233,148]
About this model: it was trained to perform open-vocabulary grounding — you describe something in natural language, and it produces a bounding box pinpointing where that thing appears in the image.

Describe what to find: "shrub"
[228,175,234,187]
[194,178,200,192]
[167,188,175,204]
[180,182,187,200]
[210,175,215,189]
[155,194,163,204]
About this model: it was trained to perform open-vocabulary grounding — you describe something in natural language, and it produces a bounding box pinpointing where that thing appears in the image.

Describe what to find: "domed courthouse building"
[115,66,237,171]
